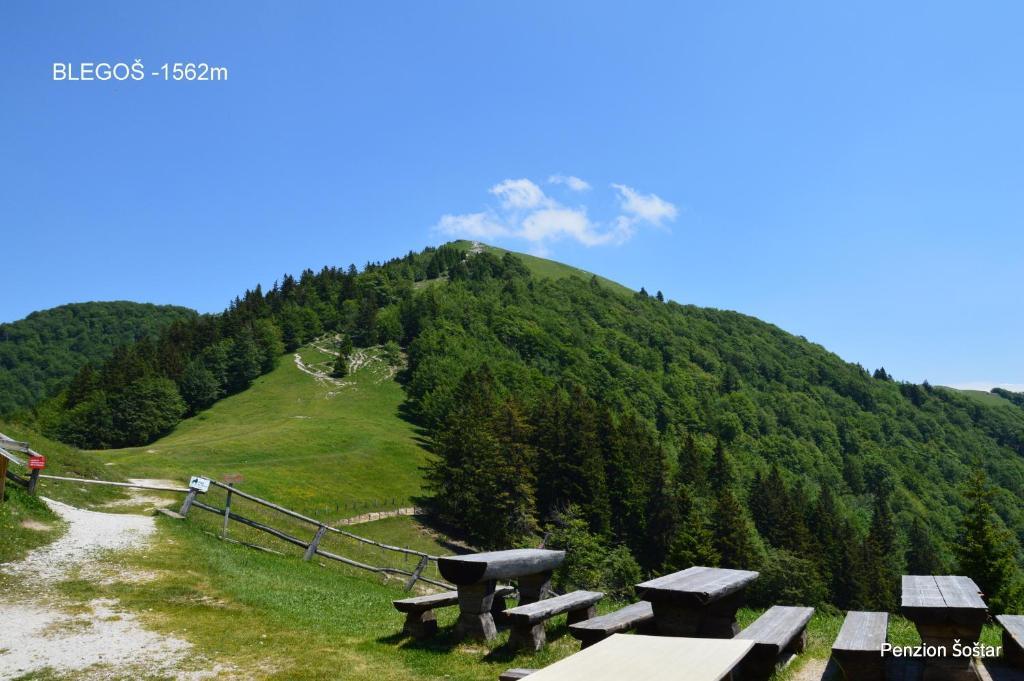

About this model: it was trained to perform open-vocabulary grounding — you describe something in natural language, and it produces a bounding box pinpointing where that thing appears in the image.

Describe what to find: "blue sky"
[2,1,1021,390]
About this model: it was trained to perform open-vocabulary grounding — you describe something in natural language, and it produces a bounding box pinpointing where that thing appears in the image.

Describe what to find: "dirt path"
[0,498,218,680]
[336,507,420,526]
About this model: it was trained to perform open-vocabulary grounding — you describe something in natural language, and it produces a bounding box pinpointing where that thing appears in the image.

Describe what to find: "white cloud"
[435,211,509,239]
[548,174,591,192]
[489,178,550,210]
[612,183,678,227]
[433,176,675,250]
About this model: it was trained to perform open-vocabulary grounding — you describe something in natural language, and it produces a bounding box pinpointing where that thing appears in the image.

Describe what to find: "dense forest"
[0,302,195,416]
[23,242,1024,612]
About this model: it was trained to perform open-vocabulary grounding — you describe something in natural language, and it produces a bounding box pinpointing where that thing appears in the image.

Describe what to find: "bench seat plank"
[833,611,888,652]
[736,605,814,652]
[507,590,604,652]
[519,634,753,681]
[505,590,604,625]
[498,670,536,680]
[568,601,654,646]
[831,611,888,681]
[997,615,1024,668]
[736,606,814,681]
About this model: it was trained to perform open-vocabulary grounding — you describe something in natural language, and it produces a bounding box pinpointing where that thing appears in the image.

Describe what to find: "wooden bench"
[735,605,814,680]
[498,670,536,680]
[394,586,514,638]
[568,600,655,648]
[505,590,604,652]
[997,615,1024,668]
[831,611,888,681]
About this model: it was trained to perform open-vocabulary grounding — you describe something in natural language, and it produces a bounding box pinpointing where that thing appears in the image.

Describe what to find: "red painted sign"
[28,455,46,470]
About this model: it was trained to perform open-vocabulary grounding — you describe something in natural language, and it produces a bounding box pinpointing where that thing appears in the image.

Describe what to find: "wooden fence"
[0,432,452,591]
[177,477,453,590]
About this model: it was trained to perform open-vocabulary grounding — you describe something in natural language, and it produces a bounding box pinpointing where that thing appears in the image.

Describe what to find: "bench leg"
[492,594,510,626]
[403,610,437,639]
[738,648,777,681]
[508,622,546,652]
[832,651,885,681]
[566,605,597,626]
[1006,629,1024,669]
[786,627,808,654]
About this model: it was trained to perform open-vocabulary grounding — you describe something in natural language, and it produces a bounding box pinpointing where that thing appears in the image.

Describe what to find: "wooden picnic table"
[438,548,565,641]
[901,575,988,681]
[636,565,759,637]
[520,633,753,681]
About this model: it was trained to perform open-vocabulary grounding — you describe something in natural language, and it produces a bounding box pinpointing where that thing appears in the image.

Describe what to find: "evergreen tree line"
[428,364,1024,612]
[34,244,470,447]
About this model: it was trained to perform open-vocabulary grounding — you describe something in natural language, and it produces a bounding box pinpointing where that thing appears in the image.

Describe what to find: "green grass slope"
[449,240,634,295]
[100,343,427,519]
[0,421,126,561]
[939,387,1016,409]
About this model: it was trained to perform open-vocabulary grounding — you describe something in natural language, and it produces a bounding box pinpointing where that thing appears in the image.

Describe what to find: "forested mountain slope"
[27,242,1024,613]
[0,302,195,416]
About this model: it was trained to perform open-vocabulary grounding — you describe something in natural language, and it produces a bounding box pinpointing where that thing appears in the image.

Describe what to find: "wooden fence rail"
[0,446,452,592]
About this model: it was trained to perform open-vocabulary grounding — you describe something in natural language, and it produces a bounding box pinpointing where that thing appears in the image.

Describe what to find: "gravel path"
[0,498,215,680]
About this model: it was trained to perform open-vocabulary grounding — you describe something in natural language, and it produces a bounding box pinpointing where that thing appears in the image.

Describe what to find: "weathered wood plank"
[157,508,186,520]
[833,611,888,652]
[498,669,536,680]
[934,575,986,609]
[736,605,814,681]
[998,615,1024,669]
[901,575,945,609]
[831,611,888,681]
[505,591,604,625]
[737,605,814,652]
[438,549,565,585]
[636,566,759,605]
[568,601,654,646]
[394,586,515,614]
[517,634,753,681]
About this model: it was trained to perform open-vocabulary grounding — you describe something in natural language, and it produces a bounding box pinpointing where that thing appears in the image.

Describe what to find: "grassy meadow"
[98,344,428,520]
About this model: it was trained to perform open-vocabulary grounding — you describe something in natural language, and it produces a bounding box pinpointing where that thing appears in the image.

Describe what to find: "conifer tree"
[906,516,944,575]
[709,439,734,491]
[668,486,720,569]
[712,488,762,570]
[675,432,706,491]
[957,471,1023,613]
[862,493,900,611]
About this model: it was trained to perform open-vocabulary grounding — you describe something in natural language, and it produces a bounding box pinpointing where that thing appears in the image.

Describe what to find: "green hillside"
[449,239,634,295]
[21,241,1024,616]
[0,301,196,416]
[101,343,426,519]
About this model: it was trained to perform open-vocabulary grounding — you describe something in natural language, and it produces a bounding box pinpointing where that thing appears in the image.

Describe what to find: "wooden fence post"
[179,489,197,517]
[0,456,7,503]
[221,483,234,539]
[404,555,428,591]
[303,525,327,561]
[27,468,40,495]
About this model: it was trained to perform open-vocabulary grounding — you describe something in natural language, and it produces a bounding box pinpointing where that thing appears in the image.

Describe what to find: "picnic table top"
[901,575,986,612]
[522,634,753,681]
[636,566,759,605]
[437,548,565,585]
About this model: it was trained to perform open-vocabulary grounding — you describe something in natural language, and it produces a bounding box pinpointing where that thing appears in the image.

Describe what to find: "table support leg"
[517,571,552,606]
[456,581,497,641]
[650,601,702,636]
[915,622,984,681]
[698,590,745,638]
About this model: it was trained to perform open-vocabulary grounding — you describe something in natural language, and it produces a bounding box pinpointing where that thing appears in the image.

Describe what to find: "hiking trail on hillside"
[0,497,225,680]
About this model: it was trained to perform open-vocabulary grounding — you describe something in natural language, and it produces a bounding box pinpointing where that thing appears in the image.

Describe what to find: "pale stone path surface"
[336,506,420,526]
[0,498,222,680]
